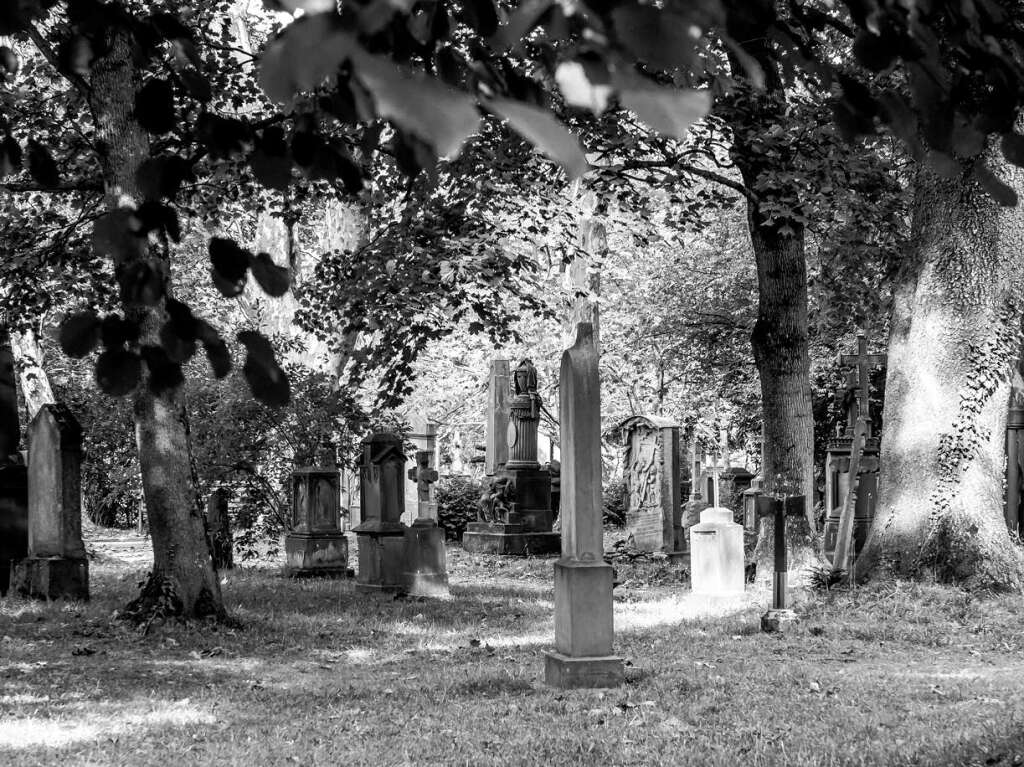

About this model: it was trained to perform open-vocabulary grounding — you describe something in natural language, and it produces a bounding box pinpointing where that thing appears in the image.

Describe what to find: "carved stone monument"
[0,333,26,597]
[11,404,88,601]
[402,448,449,597]
[463,359,560,556]
[545,324,623,688]
[353,433,408,592]
[285,465,348,577]
[823,334,885,561]
[402,418,438,526]
[617,415,683,554]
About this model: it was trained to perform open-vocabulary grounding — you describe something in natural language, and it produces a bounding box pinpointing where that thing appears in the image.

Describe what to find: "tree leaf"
[237,330,290,406]
[259,16,357,104]
[134,78,176,135]
[0,135,21,177]
[250,252,291,297]
[618,87,711,141]
[353,50,480,159]
[203,337,232,379]
[487,97,589,180]
[100,314,139,349]
[117,259,167,306]
[555,62,612,114]
[250,148,292,191]
[159,320,197,363]
[59,311,100,358]
[26,139,59,187]
[462,0,499,37]
[92,208,148,263]
[209,237,251,297]
[611,5,699,72]
[490,0,552,51]
[140,345,185,395]
[1001,132,1024,168]
[95,349,142,397]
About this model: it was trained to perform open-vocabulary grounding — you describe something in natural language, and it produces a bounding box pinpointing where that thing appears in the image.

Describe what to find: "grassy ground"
[2,532,1024,767]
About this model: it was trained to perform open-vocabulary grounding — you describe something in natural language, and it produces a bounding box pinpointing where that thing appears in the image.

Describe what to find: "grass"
[2,533,1024,766]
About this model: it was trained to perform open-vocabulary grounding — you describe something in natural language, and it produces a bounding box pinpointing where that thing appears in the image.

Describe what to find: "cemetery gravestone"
[206,488,234,570]
[485,359,511,475]
[353,433,408,592]
[1007,375,1024,534]
[0,334,26,597]
[545,323,623,689]
[689,507,744,596]
[11,404,88,601]
[402,418,438,526]
[758,495,806,633]
[823,335,884,561]
[402,448,449,597]
[285,465,348,577]
[463,359,560,556]
[617,415,683,556]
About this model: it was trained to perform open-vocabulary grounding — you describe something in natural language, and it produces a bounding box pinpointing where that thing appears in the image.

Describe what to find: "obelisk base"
[546,559,623,688]
[284,532,349,577]
[462,522,560,556]
[11,557,89,601]
[355,531,407,593]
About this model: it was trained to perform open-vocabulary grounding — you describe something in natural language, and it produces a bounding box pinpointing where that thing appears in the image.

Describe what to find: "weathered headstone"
[485,360,511,475]
[545,323,623,688]
[0,333,26,597]
[689,507,744,596]
[206,488,233,570]
[463,359,560,555]
[403,418,438,525]
[284,465,348,577]
[353,433,407,592]
[402,447,449,597]
[11,404,88,601]
[1007,369,1024,534]
[823,334,884,560]
[617,415,683,555]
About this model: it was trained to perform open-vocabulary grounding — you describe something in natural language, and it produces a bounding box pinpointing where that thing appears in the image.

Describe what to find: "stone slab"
[402,523,449,598]
[462,530,560,556]
[356,532,406,592]
[544,652,624,689]
[761,608,798,633]
[11,557,88,601]
[284,532,349,577]
[554,559,614,657]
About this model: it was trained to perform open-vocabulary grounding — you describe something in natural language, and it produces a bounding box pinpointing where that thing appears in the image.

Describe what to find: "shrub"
[602,479,626,527]
[436,476,483,541]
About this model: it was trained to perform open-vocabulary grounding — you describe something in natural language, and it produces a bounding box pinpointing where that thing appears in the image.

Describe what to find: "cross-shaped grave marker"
[408,449,439,524]
[756,494,806,633]
[839,333,887,437]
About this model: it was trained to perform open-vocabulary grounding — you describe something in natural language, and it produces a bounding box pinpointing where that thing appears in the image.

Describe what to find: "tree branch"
[25,23,90,97]
[0,180,102,193]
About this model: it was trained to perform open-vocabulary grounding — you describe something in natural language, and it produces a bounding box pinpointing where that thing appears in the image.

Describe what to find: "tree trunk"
[856,156,1024,591]
[10,329,55,421]
[86,28,224,619]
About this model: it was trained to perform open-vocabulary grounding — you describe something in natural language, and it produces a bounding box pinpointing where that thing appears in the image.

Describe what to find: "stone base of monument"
[284,532,349,577]
[462,522,560,556]
[546,559,623,689]
[355,532,407,593]
[402,521,449,598]
[761,608,798,633]
[544,652,624,688]
[11,557,89,601]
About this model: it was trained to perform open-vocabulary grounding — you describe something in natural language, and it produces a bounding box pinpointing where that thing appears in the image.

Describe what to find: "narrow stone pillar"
[545,324,623,688]
[12,404,88,600]
[485,360,511,475]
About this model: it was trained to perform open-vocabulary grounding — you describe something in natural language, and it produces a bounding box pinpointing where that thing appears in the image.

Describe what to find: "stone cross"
[485,359,511,474]
[756,494,806,623]
[545,323,623,688]
[407,449,439,521]
[839,333,886,437]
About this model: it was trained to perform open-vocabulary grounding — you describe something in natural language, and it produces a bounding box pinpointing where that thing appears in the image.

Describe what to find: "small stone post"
[485,360,511,475]
[545,323,623,688]
[757,495,805,632]
[11,404,88,600]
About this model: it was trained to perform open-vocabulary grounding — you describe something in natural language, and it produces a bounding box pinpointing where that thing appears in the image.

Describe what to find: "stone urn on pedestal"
[463,359,560,556]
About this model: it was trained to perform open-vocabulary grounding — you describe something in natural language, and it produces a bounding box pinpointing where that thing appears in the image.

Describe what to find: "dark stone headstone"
[0,464,28,596]
[206,488,233,570]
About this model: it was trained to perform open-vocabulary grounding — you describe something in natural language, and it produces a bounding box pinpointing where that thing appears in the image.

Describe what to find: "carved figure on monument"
[616,415,682,555]
[478,476,514,523]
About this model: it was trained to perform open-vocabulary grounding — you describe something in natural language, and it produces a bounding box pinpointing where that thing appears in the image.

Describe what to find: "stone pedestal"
[12,404,88,601]
[463,522,561,555]
[10,557,88,601]
[0,464,27,597]
[761,608,798,633]
[354,433,408,592]
[689,507,744,596]
[402,521,449,598]
[285,467,348,577]
[544,324,622,688]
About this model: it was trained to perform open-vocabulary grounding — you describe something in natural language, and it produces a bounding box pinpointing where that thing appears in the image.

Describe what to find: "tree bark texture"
[857,155,1024,591]
[10,329,55,421]
[87,29,224,618]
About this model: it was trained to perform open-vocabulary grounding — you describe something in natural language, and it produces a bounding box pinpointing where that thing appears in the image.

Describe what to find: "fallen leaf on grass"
[72,646,96,656]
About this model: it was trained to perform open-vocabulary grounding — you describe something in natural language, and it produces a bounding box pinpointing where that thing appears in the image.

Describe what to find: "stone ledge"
[462,531,560,556]
[544,652,624,689]
[11,557,89,601]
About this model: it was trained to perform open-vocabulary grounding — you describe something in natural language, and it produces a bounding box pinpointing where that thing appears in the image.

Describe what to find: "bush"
[436,476,482,541]
[602,479,626,527]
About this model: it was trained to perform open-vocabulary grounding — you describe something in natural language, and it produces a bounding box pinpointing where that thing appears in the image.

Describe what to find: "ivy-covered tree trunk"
[87,30,224,619]
[856,158,1024,591]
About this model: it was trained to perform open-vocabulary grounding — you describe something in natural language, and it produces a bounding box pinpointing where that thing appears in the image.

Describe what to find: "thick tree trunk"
[10,329,55,420]
[87,29,224,619]
[857,157,1024,591]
